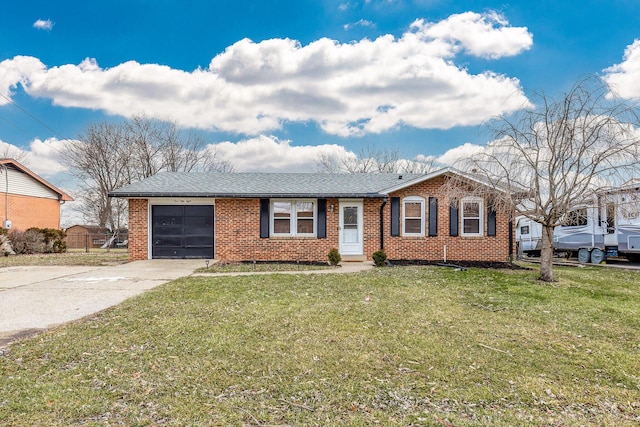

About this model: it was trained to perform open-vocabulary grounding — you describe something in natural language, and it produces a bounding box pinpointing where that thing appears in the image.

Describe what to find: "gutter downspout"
[379,196,388,250]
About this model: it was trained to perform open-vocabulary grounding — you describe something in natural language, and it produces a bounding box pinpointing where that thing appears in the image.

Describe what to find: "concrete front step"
[341,255,367,262]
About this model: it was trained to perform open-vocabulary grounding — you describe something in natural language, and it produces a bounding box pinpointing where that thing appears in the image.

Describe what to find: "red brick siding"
[0,193,61,230]
[128,199,148,261]
[215,198,341,262]
[125,176,514,263]
[382,176,514,262]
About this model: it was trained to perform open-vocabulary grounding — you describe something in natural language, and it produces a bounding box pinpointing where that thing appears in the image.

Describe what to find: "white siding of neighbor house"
[1,167,59,200]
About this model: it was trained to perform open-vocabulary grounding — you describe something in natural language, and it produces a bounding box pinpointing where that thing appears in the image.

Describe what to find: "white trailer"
[553,181,640,263]
[515,216,543,257]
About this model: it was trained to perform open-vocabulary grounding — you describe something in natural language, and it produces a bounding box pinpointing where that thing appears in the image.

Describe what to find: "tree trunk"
[539,224,555,282]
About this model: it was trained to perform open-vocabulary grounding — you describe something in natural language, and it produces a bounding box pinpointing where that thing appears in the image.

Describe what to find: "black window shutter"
[487,204,497,237]
[449,202,459,236]
[390,197,400,237]
[428,197,438,236]
[260,199,269,238]
[317,199,327,238]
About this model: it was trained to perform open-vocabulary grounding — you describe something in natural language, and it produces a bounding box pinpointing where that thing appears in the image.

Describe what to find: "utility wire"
[0,92,74,142]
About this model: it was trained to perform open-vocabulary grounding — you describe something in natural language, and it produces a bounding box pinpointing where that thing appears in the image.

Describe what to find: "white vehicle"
[553,181,640,264]
[515,216,543,257]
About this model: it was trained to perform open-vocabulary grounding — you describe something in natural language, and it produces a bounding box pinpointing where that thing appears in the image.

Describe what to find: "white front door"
[339,200,363,255]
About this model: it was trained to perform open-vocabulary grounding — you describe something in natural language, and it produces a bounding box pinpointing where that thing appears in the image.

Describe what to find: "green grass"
[0,249,128,267]
[1,265,639,426]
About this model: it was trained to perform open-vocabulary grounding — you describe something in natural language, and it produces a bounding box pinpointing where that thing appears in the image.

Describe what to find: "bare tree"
[316,144,435,174]
[452,77,640,282]
[64,116,235,229]
[64,121,130,231]
[0,144,29,165]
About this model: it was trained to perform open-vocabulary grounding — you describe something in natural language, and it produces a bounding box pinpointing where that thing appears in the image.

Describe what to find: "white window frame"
[461,197,483,237]
[402,196,425,236]
[270,199,317,237]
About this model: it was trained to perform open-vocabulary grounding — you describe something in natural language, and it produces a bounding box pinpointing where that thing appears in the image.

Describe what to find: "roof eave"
[108,192,386,199]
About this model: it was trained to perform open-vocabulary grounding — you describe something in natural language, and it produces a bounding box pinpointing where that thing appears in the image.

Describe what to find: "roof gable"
[0,158,73,201]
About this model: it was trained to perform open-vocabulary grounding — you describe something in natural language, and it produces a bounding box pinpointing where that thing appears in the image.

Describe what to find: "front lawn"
[1,265,639,426]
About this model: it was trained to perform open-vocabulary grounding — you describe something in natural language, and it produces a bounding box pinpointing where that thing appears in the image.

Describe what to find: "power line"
[0,92,74,141]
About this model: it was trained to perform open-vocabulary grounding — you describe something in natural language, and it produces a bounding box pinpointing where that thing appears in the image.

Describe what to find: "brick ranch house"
[0,158,73,231]
[109,168,514,263]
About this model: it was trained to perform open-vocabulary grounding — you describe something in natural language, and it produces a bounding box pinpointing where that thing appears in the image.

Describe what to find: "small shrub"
[10,229,45,254]
[372,249,387,267]
[327,247,341,267]
[7,228,67,254]
[39,228,67,253]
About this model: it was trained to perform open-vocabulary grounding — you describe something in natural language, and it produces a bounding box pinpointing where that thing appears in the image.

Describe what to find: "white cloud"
[436,142,485,165]
[0,56,46,105]
[1,12,532,136]
[209,135,352,172]
[0,137,70,176]
[26,138,70,175]
[343,19,376,30]
[33,19,54,31]
[603,39,640,100]
[414,11,532,59]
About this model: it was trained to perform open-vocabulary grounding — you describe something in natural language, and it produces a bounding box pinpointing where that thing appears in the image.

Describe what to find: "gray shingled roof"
[108,172,426,198]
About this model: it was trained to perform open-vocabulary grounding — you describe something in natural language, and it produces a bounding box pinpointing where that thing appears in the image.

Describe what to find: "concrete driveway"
[0,260,203,348]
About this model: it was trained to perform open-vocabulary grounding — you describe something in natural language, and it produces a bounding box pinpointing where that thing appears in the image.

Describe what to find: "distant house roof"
[0,158,73,202]
[109,167,496,199]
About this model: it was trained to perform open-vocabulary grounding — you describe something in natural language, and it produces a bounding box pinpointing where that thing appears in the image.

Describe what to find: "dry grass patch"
[0,249,128,267]
[195,261,333,273]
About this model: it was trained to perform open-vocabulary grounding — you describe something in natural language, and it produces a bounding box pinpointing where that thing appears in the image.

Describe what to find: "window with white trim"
[461,197,483,236]
[403,196,425,236]
[271,200,316,236]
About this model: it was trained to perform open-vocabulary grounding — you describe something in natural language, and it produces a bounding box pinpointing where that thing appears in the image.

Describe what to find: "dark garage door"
[152,205,214,259]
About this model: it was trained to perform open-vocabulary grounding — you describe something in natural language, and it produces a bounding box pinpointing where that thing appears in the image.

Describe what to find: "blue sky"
[2,0,640,179]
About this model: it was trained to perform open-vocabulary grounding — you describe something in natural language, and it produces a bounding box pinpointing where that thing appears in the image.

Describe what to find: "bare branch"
[451,76,640,281]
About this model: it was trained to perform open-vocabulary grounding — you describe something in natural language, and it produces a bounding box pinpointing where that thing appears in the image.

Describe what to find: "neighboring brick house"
[109,168,514,263]
[0,158,73,231]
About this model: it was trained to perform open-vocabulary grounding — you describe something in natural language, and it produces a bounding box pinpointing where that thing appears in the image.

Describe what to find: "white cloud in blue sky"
[603,40,640,100]
[1,12,532,138]
[343,19,376,30]
[32,19,54,31]
[2,0,640,187]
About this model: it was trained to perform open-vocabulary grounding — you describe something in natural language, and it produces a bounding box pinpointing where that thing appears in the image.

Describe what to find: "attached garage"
[151,205,214,259]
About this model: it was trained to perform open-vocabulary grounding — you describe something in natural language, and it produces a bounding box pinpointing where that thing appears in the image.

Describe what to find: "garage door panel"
[153,247,183,258]
[152,205,214,259]
[185,205,213,216]
[184,215,213,227]
[153,225,182,235]
[183,225,212,235]
[184,235,213,246]
[154,205,184,216]
[153,236,183,247]
[153,216,184,227]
